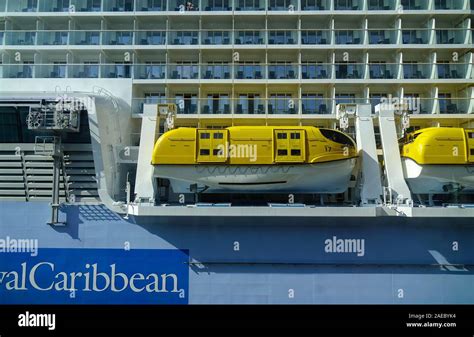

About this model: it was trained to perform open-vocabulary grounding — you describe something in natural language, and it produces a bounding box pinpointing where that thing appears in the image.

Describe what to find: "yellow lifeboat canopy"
[401,127,474,165]
[152,126,357,165]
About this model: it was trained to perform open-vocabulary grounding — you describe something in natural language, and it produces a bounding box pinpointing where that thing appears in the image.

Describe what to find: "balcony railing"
[403,63,431,79]
[0,29,470,46]
[1,63,472,81]
[3,0,473,12]
[130,97,473,115]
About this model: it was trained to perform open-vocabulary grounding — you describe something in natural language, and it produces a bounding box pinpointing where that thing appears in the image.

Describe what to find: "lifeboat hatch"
[197,129,228,163]
[467,130,474,163]
[274,130,305,163]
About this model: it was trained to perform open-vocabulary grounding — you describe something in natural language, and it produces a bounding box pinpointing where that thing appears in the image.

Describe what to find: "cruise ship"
[0,0,474,304]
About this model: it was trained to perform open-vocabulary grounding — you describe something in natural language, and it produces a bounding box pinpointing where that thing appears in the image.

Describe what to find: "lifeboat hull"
[154,158,356,194]
[402,158,474,194]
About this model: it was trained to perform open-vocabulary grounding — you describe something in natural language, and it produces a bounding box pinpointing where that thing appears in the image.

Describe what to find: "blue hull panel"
[0,201,473,304]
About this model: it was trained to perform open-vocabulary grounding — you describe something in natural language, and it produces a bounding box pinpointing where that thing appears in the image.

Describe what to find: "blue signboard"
[0,248,189,304]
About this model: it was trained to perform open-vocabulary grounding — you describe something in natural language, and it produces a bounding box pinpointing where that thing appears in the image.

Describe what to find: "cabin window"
[290,133,300,139]
[277,149,287,156]
[200,133,211,139]
[213,132,224,139]
[200,149,210,155]
[291,149,301,156]
[277,133,287,139]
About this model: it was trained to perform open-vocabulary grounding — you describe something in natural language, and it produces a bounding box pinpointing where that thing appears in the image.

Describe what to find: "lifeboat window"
[213,133,224,139]
[277,133,287,139]
[213,149,222,156]
[291,149,301,156]
[278,149,288,156]
[471,149,474,155]
[200,133,211,139]
[468,132,474,139]
[200,149,210,155]
[320,129,352,145]
[290,133,301,139]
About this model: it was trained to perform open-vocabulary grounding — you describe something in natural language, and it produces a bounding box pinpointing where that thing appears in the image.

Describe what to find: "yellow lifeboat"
[401,127,474,194]
[152,126,357,194]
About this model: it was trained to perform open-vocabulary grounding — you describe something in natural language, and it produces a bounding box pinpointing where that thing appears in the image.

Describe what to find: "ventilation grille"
[0,144,98,202]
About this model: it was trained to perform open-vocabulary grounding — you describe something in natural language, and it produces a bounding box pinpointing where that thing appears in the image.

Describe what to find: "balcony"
[400,0,426,10]
[37,64,67,78]
[134,64,166,79]
[402,30,429,44]
[70,31,101,45]
[268,0,298,11]
[202,31,231,45]
[434,0,464,10]
[4,64,34,78]
[103,31,134,45]
[369,63,397,79]
[435,29,466,44]
[235,98,265,114]
[169,31,199,45]
[268,97,299,114]
[103,0,134,11]
[202,64,231,79]
[5,32,36,45]
[301,30,330,45]
[235,31,264,45]
[369,30,395,44]
[136,0,167,10]
[437,63,466,79]
[0,32,4,45]
[301,96,330,114]
[202,0,231,10]
[235,0,264,10]
[403,63,431,79]
[37,31,69,45]
[437,98,470,114]
[135,31,166,45]
[335,30,363,45]
[334,0,360,10]
[101,64,132,78]
[335,63,364,79]
[268,31,297,45]
[201,98,231,114]
[235,64,265,79]
[367,0,394,10]
[42,0,70,12]
[8,0,38,12]
[69,64,100,78]
[168,64,199,79]
[75,0,102,11]
[268,64,298,79]
[301,64,330,79]
[301,0,328,10]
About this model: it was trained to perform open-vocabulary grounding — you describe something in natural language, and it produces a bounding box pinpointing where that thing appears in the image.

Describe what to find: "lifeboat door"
[197,129,228,163]
[274,130,305,163]
[467,130,474,163]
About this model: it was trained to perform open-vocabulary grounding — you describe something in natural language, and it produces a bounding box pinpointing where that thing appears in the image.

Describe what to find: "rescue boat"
[151,126,357,194]
[401,127,474,194]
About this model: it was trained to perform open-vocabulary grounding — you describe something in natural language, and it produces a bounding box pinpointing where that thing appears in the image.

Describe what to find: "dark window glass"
[468,132,474,139]
[200,133,211,139]
[471,149,474,156]
[213,132,224,139]
[291,149,301,156]
[319,129,353,146]
[277,149,288,156]
[200,149,210,155]
[290,132,300,139]
[277,133,287,139]
[213,149,222,156]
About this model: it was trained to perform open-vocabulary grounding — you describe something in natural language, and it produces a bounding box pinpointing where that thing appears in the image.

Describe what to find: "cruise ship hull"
[402,158,474,194]
[154,159,357,194]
